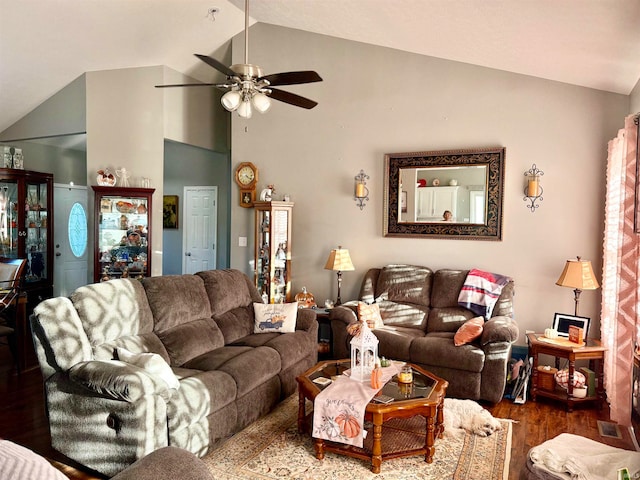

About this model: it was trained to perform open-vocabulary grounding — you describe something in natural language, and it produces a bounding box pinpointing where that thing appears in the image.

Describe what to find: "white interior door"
[53,184,89,296]
[183,186,217,274]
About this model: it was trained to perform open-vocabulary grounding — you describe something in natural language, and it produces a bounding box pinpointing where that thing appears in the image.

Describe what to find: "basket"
[537,366,558,391]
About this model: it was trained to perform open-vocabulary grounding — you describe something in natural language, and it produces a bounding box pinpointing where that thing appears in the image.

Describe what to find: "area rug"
[203,396,512,479]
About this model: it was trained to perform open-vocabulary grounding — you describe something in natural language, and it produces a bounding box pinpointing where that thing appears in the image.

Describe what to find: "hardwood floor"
[1,345,637,480]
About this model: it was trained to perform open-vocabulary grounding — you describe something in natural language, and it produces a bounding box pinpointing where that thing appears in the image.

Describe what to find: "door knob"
[56,252,61,257]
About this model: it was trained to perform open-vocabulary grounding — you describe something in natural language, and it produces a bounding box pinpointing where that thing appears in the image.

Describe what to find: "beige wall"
[162,66,229,152]
[229,24,629,344]
[86,67,165,278]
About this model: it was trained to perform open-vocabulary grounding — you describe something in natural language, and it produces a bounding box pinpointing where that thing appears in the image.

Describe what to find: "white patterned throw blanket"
[312,363,402,448]
[458,268,511,319]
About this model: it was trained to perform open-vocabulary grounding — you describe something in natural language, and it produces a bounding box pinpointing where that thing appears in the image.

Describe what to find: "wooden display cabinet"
[93,186,155,282]
[0,168,54,310]
[254,201,293,303]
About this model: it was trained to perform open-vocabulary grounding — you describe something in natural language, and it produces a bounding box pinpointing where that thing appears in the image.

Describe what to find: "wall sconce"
[523,164,544,212]
[354,170,369,210]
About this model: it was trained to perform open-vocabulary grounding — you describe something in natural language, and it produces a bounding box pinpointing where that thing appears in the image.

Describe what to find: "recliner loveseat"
[330,264,518,403]
[30,269,318,477]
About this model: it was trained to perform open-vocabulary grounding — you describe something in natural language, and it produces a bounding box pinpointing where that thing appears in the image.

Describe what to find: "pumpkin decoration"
[335,410,361,439]
[370,362,382,389]
[295,287,316,308]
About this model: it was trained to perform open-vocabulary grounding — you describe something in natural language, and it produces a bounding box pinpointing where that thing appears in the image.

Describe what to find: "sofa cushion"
[253,303,297,333]
[373,326,425,361]
[167,370,237,433]
[379,300,429,329]
[454,317,484,346]
[410,335,485,372]
[143,275,225,367]
[71,279,166,361]
[430,269,468,308]
[213,306,255,344]
[375,265,433,306]
[197,269,263,317]
[427,306,476,333]
[183,346,281,398]
[357,302,384,329]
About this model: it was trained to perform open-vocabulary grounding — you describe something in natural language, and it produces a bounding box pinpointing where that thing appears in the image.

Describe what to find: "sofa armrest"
[328,303,358,326]
[68,360,173,402]
[480,316,519,346]
[295,308,318,332]
[111,446,213,480]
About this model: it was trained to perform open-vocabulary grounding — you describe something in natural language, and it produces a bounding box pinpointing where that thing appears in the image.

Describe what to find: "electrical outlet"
[238,236,247,247]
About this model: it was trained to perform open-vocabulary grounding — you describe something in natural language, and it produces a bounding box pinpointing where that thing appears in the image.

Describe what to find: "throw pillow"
[253,303,297,333]
[357,301,384,330]
[116,347,180,390]
[454,316,484,346]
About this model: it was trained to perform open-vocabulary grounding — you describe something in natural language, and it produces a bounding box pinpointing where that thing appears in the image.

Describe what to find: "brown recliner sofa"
[330,265,518,403]
[30,269,318,477]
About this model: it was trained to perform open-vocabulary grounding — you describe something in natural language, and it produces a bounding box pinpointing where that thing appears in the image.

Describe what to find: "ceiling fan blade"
[269,88,318,109]
[155,83,220,88]
[261,71,322,86]
[194,54,236,77]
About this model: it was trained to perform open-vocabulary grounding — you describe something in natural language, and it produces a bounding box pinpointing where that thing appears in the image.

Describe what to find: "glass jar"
[398,364,413,384]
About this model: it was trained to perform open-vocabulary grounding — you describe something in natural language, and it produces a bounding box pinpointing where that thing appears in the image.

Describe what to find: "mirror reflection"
[384,147,505,240]
[399,166,487,224]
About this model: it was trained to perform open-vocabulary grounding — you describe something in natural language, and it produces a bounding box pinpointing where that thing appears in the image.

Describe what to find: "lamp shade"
[252,92,271,113]
[324,247,355,272]
[555,258,599,290]
[221,91,241,111]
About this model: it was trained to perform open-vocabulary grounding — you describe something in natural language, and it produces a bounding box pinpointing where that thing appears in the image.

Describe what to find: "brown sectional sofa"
[30,269,318,477]
[330,265,518,403]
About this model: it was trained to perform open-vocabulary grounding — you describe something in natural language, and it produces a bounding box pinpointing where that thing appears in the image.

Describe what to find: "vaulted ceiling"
[1,0,639,135]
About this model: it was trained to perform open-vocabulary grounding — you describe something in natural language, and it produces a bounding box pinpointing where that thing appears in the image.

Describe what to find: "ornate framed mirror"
[383,147,505,240]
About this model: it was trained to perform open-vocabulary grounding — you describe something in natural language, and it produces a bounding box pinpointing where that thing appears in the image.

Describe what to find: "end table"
[527,332,606,412]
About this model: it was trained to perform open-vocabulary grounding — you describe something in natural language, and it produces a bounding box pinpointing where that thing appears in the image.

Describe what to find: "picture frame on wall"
[163,195,179,229]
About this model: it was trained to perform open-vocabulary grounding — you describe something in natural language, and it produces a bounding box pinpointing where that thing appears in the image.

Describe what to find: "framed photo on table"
[163,195,179,229]
[552,313,590,338]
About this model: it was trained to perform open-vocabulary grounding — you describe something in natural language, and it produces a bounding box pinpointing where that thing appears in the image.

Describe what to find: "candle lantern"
[523,164,544,212]
[354,170,369,210]
[350,321,379,382]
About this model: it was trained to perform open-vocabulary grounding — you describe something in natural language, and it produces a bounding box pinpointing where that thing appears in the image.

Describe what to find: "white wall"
[229,24,629,345]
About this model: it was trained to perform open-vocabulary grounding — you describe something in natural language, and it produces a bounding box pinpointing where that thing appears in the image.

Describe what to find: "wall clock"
[235,162,258,208]
[240,189,255,208]
[235,162,258,190]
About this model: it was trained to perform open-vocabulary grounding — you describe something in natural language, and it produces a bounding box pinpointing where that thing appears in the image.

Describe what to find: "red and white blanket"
[458,268,511,320]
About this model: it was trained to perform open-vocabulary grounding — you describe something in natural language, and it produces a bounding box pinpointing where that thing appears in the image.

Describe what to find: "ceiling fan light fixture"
[221,90,241,111]
[237,100,253,118]
[252,92,271,113]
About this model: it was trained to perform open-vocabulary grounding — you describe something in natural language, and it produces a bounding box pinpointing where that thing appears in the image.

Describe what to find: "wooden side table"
[527,332,606,412]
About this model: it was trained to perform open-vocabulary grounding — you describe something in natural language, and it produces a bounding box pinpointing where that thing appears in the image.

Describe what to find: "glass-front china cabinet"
[0,168,54,309]
[254,201,293,303]
[92,186,154,283]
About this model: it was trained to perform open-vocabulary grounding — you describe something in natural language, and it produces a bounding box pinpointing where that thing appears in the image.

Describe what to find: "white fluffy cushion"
[253,303,297,333]
[116,347,180,390]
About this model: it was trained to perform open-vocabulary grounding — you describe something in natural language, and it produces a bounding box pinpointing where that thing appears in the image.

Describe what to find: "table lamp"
[324,246,355,305]
[555,256,599,316]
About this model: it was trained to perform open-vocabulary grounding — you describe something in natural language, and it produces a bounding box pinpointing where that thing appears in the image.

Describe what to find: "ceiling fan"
[155,0,322,118]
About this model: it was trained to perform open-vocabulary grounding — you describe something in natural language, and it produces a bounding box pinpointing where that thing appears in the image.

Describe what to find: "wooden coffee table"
[296,359,448,473]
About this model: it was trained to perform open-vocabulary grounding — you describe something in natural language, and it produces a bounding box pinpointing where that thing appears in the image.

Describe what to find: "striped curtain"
[601,114,639,425]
